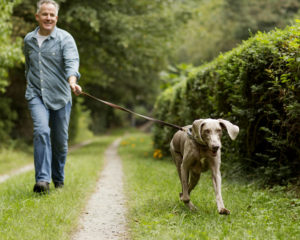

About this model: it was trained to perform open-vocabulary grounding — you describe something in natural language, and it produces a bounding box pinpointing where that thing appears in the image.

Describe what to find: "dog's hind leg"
[182,172,200,211]
[180,157,192,203]
[170,147,186,198]
[170,147,183,182]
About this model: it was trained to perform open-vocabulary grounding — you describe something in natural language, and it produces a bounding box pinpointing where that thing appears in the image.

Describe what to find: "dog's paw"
[219,208,230,215]
[185,201,198,211]
[180,195,190,203]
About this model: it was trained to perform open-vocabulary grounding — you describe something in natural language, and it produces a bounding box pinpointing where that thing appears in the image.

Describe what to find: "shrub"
[153,21,300,185]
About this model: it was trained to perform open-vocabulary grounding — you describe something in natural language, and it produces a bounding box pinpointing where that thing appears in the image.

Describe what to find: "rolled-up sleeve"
[62,34,81,81]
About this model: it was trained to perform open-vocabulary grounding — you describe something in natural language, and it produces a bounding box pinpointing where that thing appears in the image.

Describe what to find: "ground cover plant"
[0,135,116,240]
[120,133,300,240]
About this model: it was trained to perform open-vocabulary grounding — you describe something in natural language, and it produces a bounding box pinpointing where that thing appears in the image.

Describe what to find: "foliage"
[153,21,300,185]
[2,0,300,143]
[70,97,94,144]
[0,0,23,92]
[0,0,23,143]
[176,0,300,65]
[56,0,190,133]
[7,0,191,138]
[120,133,300,240]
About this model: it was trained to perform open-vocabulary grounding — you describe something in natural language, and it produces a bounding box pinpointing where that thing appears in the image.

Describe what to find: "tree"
[7,0,192,137]
[0,0,23,143]
[57,0,191,132]
[175,0,300,65]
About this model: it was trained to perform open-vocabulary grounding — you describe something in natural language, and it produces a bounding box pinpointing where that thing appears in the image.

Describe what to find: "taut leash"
[81,91,184,131]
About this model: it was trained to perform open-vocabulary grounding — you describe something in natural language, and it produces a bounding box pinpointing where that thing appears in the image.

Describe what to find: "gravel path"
[72,138,129,240]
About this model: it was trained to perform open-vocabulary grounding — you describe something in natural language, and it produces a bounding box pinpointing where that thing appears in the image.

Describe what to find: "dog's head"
[191,118,239,157]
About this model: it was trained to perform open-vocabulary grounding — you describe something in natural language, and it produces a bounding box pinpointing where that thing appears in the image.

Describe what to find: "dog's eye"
[204,129,210,134]
[216,129,222,134]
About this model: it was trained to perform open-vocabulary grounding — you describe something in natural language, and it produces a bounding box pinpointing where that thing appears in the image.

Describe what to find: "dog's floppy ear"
[218,119,239,140]
[192,119,205,143]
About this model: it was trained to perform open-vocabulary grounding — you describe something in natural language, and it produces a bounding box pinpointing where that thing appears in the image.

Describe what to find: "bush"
[153,21,300,185]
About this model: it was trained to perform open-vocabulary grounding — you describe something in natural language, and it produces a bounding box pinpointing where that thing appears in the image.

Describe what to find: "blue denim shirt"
[24,27,80,110]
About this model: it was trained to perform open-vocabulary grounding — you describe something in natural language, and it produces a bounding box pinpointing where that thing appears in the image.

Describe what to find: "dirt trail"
[72,138,128,240]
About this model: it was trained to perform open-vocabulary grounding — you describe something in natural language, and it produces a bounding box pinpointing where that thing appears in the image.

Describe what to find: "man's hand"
[68,76,82,96]
[70,82,82,96]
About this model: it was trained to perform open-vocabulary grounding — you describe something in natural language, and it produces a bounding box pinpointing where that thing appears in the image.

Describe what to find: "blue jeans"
[28,96,71,183]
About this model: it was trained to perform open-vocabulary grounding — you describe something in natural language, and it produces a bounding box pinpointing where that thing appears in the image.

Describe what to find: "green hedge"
[153,21,300,185]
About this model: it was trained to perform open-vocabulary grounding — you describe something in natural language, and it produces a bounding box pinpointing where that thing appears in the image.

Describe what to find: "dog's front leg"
[211,164,230,215]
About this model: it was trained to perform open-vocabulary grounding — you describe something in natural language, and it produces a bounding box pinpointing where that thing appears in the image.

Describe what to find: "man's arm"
[63,33,82,95]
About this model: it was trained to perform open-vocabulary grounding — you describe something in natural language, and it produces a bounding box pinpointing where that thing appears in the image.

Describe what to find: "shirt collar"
[32,26,58,39]
[49,27,58,39]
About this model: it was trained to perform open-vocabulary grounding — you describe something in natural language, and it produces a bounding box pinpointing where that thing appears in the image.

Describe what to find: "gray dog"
[170,118,239,214]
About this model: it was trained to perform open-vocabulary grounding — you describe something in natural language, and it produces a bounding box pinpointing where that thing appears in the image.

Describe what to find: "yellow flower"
[153,149,163,159]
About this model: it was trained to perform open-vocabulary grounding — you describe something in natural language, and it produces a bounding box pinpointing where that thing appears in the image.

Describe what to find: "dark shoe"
[33,181,49,194]
[54,181,64,189]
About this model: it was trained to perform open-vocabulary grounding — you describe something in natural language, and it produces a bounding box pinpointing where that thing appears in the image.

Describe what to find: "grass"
[0,105,94,176]
[0,137,100,176]
[1,130,299,239]
[0,135,117,240]
[71,103,94,144]
[119,132,300,240]
[0,144,33,175]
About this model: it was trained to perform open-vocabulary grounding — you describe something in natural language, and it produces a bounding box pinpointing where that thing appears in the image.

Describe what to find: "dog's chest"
[191,157,209,174]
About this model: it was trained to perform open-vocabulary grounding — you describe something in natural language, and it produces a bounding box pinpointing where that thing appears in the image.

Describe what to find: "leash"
[81,91,184,131]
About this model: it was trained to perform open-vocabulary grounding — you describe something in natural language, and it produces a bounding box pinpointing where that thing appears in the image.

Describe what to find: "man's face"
[35,3,58,35]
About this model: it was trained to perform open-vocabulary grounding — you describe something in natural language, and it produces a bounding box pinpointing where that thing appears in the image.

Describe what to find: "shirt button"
[41,79,43,82]
[41,88,44,91]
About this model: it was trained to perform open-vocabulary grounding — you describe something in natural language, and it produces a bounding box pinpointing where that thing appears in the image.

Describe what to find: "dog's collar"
[186,128,207,146]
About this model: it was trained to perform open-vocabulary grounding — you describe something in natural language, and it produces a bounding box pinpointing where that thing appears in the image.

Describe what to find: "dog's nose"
[212,146,220,152]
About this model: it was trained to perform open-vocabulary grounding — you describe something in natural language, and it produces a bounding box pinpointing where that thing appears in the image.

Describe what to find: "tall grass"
[119,133,300,240]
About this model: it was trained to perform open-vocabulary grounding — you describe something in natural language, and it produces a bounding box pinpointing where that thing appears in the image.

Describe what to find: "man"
[24,0,82,193]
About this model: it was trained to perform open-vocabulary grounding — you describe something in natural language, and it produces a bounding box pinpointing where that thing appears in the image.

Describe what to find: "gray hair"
[36,0,59,15]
